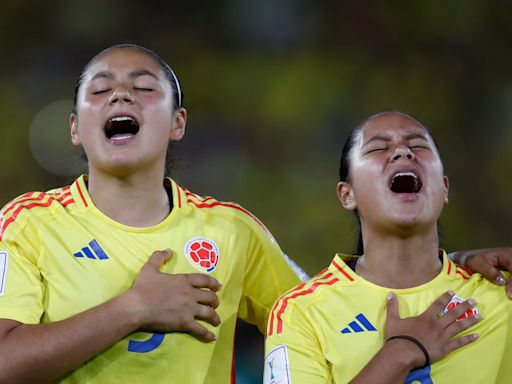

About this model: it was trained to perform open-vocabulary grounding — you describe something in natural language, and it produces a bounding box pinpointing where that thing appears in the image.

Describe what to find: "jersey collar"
[70,175,189,213]
[327,250,466,291]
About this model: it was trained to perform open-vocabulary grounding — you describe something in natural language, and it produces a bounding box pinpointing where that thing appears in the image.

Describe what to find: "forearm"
[349,341,418,384]
[0,291,142,383]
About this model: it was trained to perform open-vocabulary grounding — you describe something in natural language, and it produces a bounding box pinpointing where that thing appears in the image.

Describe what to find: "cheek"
[145,98,173,115]
[350,159,383,186]
[350,170,382,202]
[79,97,104,112]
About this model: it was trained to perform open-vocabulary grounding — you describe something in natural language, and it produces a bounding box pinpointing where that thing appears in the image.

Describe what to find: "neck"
[355,225,442,289]
[87,167,170,227]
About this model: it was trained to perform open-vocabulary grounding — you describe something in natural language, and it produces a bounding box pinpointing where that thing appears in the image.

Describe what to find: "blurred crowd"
[1,1,511,381]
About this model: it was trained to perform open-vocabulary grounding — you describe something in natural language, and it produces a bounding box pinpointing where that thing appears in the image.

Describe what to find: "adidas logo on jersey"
[73,239,109,260]
[340,313,377,334]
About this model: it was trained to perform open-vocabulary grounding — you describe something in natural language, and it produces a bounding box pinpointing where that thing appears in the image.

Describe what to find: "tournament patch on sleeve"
[0,251,8,296]
[263,345,291,384]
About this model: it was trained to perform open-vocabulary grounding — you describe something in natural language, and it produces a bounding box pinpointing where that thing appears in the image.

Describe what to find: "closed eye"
[365,147,387,154]
[134,87,153,92]
[410,145,430,150]
[92,89,110,95]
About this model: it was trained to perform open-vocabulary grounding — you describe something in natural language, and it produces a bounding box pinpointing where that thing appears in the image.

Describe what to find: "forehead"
[360,113,429,142]
[84,48,165,81]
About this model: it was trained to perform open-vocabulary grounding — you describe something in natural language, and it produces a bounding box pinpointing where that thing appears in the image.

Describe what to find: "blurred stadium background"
[1,1,511,382]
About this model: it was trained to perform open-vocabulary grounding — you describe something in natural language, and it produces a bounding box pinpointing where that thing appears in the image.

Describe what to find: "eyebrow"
[362,132,429,147]
[89,69,159,82]
[128,69,159,80]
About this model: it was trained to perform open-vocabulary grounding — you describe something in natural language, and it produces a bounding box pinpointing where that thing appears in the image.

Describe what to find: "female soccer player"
[0,44,304,383]
[265,111,512,383]
[0,47,508,383]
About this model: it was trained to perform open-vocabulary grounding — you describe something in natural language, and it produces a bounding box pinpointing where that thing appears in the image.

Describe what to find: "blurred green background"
[1,1,511,382]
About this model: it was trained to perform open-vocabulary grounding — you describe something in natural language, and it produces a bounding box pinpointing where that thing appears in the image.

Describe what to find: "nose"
[109,86,134,104]
[391,144,414,162]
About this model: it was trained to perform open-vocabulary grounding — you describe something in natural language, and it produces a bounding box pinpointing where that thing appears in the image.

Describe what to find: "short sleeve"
[0,237,44,324]
[264,301,332,384]
[238,217,305,333]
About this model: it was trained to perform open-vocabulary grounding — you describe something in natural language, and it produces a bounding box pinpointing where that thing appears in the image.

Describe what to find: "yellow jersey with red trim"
[0,175,303,384]
[264,253,512,384]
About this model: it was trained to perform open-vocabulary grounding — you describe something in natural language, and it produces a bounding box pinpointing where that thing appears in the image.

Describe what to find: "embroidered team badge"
[442,295,478,320]
[184,237,219,273]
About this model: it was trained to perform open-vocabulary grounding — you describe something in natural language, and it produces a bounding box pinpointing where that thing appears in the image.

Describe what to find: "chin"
[94,156,143,175]
[389,213,437,234]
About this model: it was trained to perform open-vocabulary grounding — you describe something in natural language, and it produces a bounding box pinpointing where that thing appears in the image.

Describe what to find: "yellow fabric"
[0,175,302,383]
[265,253,512,384]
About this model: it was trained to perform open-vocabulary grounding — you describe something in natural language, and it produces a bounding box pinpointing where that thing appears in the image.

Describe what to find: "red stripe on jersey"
[2,192,46,216]
[58,189,71,198]
[331,259,355,281]
[186,191,215,204]
[312,268,329,278]
[455,266,471,280]
[57,191,72,201]
[187,199,271,237]
[76,181,88,207]
[268,270,337,336]
[267,281,308,337]
[52,186,71,196]
[176,185,182,208]
[267,268,330,336]
[274,274,339,335]
[0,198,56,239]
[48,187,71,202]
[1,192,37,214]
[456,264,473,276]
[447,260,452,275]
[60,198,74,207]
[52,186,74,207]
[57,195,73,204]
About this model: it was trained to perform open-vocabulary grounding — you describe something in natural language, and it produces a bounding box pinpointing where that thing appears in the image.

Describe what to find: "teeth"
[111,133,135,140]
[111,116,134,122]
[392,172,417,181]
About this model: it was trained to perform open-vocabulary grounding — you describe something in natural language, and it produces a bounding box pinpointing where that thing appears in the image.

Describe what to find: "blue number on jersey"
[128,332,165,353]
[405,365,433,384]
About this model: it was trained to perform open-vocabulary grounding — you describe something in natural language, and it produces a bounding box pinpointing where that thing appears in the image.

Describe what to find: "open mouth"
[104,116,140,140]
[389,172,423,193]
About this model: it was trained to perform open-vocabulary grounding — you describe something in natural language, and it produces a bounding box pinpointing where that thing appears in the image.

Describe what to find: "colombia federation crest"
[184,237,220,273]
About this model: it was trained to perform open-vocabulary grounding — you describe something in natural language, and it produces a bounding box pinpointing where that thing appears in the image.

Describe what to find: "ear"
[70,113,81,146]
[443,176,449,204]
[169,108,187,142]
[337,181,357,211]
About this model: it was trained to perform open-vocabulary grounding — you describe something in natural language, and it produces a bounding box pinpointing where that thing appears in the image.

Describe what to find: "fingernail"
[473,313,480,320]
[387,292,395,300]
[472,334,479,340]
[467,298,477,307]
[448,290,455,296]
[496,275,507,285]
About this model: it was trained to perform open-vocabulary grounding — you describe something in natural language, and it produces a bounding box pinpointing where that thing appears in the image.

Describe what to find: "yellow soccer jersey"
[0,175,303,384]
[265,253,512,384]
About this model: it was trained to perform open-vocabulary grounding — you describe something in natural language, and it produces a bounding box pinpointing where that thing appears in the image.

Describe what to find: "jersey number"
[128,333,165,353]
